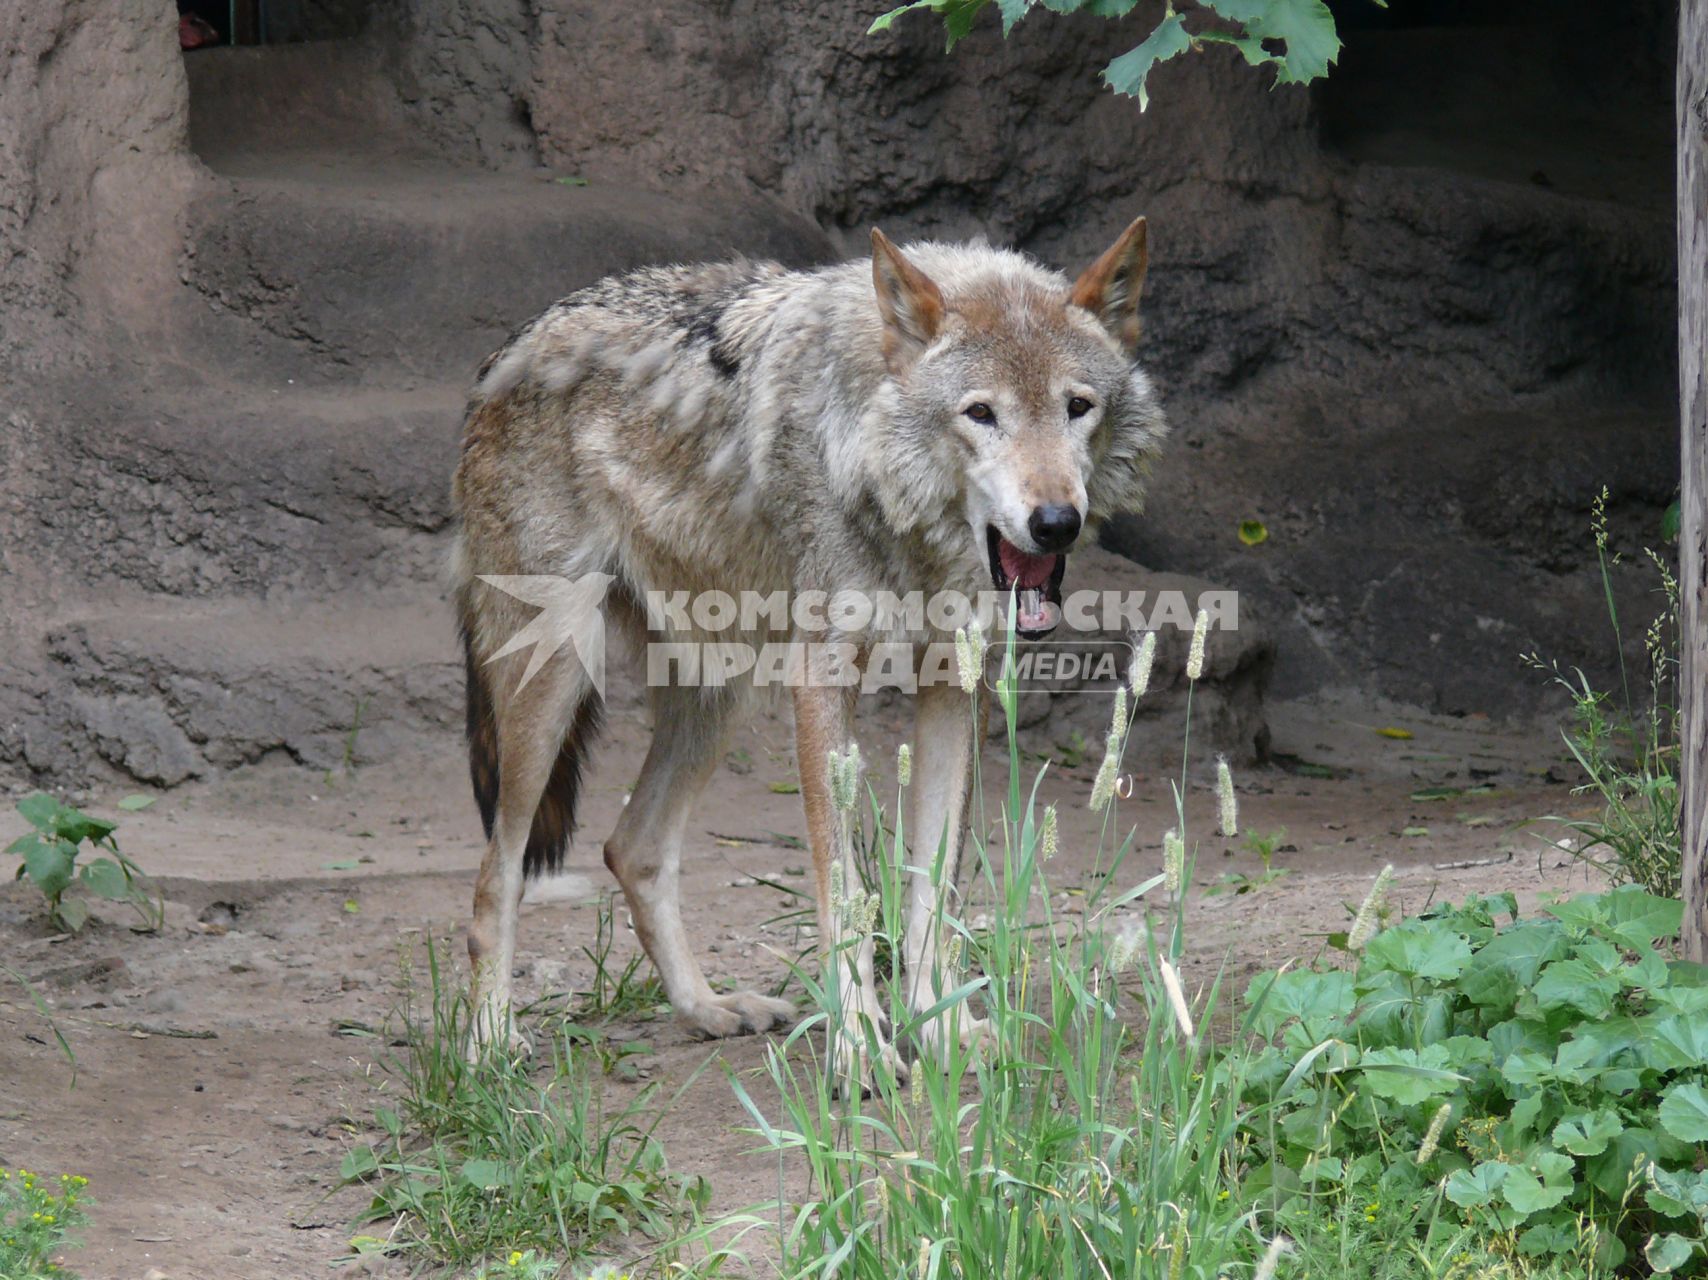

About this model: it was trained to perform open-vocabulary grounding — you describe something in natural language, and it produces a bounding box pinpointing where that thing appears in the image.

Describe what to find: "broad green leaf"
[1588,1128,1664,1198]
[1552,1109,1623,1156]
[1488,1016,1553,1065]
[16,792,63,832]
[1102,13,1191,111]
[1298,1153,1344,1184]
[1462,922,1567,1007]
[340,1145,380,1181]
[938,0,989,46]
[20,835,75,900]
[1362,923,1472,982]
[1548,886,1681,949]
[1356,1045,1464,1106]
[80,856,130,901]
[117,794,156,811]
[1558,1016,1644,1076]
[54,895,89,933]
[1533,958,1618,1019]
[1445,1160,1511,1209]
[46,802,116,845]
[1661,499,1682,542]
[1203,0,1341,82]
[1657,1082,1708,1142]
[1502,1091,1555,1150]
[996,0,1030,31]
[1518,1220,1578,1256]
[1646,1233,1694,1273]
[1625,947,1670,991]
[1244,967,1355,1038]
[1501,1152,1573,1216]
[460,1158,507,1190]
[1644,1163,1708,1218]
[1500,1051,1557,1090]
[1645,1014,1708,1069]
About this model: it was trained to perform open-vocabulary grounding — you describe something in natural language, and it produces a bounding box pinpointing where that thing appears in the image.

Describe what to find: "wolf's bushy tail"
[462,622,605,879]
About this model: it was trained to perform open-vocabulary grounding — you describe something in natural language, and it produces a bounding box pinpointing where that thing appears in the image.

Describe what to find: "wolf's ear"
[1070,216,1148,354]
[871,228,945,370]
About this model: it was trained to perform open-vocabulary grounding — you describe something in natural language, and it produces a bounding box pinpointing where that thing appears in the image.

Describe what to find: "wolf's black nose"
[1028,504,1082,553]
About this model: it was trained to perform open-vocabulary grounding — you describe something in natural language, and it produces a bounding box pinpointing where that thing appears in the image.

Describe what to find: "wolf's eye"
[1067,396,1094,419]
[964,402,996,424]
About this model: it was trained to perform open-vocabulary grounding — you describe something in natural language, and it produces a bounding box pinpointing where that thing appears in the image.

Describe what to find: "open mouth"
[986,525,1067,638]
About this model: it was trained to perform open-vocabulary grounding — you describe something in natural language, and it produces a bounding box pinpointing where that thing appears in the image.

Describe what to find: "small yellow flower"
[508,1251,524,1266]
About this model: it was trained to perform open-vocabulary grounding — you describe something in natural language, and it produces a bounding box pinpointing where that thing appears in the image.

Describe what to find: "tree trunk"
[1682,0,1708,961]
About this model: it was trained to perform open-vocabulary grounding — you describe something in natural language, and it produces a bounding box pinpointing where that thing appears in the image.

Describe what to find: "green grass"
[338,940,709,1273]
[717,623,1283,1279]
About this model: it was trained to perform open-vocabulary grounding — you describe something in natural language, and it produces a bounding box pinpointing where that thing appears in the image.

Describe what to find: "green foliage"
[338,941,708,1272]
[869,0,1357,110]
[1526,489,1681,897]
[1244,887,1708,1275]
[0,1167,91,1278]
[7,794,159,934]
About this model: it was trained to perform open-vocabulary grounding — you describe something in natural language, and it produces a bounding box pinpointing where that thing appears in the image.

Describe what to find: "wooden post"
[1681,0,1708,961]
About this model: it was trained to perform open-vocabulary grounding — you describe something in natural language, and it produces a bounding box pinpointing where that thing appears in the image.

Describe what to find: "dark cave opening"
[1318,0,1676,208]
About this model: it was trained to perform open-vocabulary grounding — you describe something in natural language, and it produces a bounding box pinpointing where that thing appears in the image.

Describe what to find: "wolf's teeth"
[1019,587,1043,626]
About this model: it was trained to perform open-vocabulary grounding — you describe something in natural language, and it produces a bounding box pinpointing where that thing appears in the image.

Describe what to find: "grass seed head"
[1159,956,1196,1039]
[1186,609,1209,681]
[1347,863,1395,952]
[1163,828,1185,894]
[1215,756,1238,838]
[1417,1102,1452,1164]
[1130,631,1157,699]
[1090,732,1122,810]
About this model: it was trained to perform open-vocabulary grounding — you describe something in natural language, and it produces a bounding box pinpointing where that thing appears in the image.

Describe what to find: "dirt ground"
[0,692,1607,1280]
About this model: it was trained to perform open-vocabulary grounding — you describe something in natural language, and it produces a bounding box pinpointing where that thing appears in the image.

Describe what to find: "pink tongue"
[998,539,1059,589]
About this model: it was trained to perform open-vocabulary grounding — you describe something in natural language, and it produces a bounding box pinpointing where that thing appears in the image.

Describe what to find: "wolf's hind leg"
[604,685,794,1039]
[468,652,595,1058]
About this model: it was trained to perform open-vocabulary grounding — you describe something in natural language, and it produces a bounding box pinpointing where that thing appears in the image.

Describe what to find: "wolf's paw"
[465,1007,533,1065]
[680,989,797,1039]
[911,1008,990,1067]
[831,1029,910,1098]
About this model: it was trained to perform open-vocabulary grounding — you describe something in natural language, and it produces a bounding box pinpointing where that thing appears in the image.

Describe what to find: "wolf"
[451,218,1167,1074]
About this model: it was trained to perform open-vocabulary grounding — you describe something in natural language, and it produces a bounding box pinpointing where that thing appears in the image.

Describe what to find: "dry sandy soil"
[0,693,1606,1279]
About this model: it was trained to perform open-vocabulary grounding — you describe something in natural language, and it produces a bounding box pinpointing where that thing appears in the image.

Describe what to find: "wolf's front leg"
[903,680,990,1065]
[793,679,905,1094]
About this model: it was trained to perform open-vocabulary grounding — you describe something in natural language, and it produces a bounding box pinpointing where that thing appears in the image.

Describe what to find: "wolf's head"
[867,219,1167,638]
